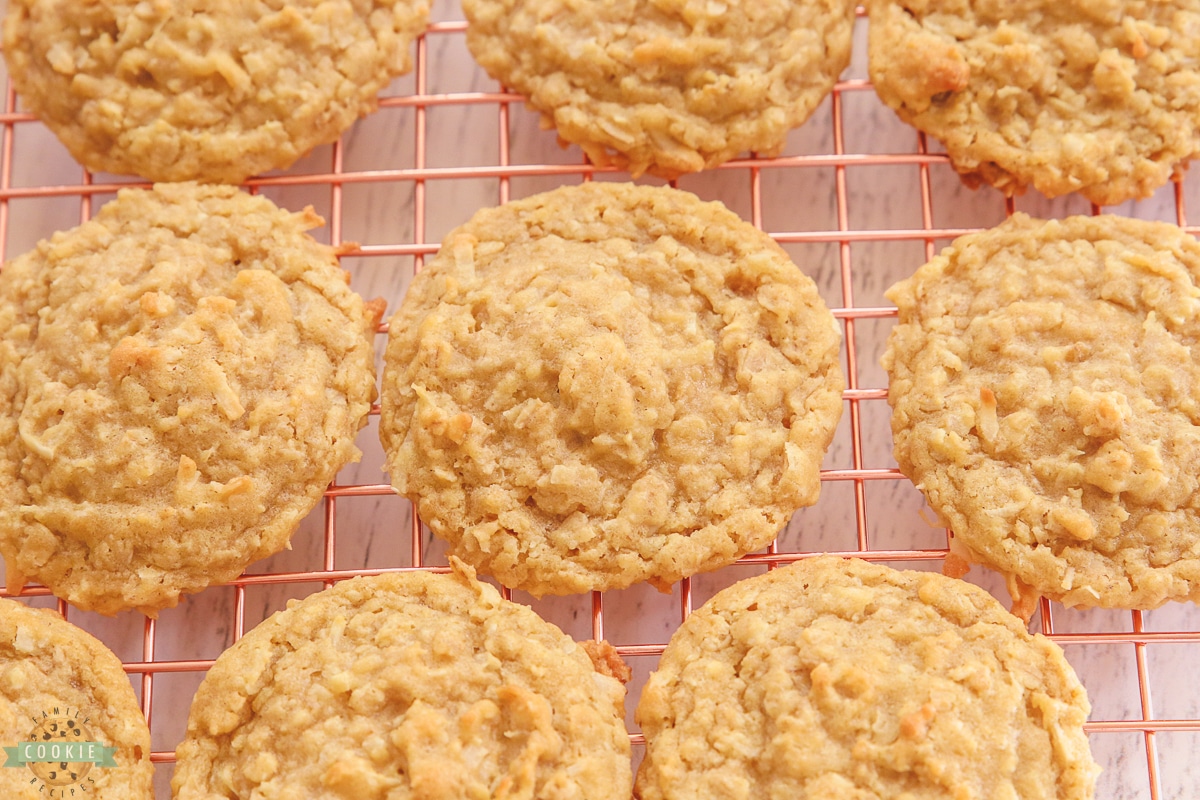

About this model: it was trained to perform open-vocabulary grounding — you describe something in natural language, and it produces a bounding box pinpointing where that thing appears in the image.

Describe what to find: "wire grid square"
[0,4,1197,798]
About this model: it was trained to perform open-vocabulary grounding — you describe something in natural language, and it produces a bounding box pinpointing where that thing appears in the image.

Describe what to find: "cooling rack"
[1,3,1199,798]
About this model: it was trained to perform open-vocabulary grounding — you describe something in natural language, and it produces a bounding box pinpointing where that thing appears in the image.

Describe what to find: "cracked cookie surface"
[463,0,855,178]
[380,182,844,595]
[636,556,1099,800]
[2,0,429,182]
[868,0,1200,205]
[172,566,632,800]
[0,183,378,615]
[0,598,152,799]
[884,213,1200,610]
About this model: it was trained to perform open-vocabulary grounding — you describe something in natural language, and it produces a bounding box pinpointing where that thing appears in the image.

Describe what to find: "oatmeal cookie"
[2,0,430,183]
[868,0,1200,206]
[636,556,1099,800]
[0,599,152,799]
[0,183,379,616]
[463,0,856,178]
[883,213,1200,610]
[172,564,632,800]
[380,182,844,595]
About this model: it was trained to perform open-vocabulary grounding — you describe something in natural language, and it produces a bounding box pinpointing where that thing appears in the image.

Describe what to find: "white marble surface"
[2,2,1200,798]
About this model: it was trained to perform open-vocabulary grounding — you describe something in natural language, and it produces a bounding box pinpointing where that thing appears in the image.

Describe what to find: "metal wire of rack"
[1,4,1199,798]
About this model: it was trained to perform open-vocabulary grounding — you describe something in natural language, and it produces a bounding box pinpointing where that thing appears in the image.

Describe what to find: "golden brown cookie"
[883,213,1200,610]
[0,183,379,616]
[380,182,844,595]
[172,564,632,800]
[2,0,430,183]
[636,556,1099,800]
[868,0,1200,205]
[0,598,152,799]
[463,0,856,178]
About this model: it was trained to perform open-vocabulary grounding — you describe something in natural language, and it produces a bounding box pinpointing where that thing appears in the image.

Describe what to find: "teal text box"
[3,741,116,768]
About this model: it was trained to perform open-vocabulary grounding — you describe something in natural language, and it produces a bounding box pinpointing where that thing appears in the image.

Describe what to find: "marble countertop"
[2,2,1199,797]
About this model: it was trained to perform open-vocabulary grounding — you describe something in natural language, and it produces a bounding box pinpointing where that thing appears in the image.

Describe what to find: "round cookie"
[868,0,1200,206]
[380,182,845,595]
[172,565,632,800]
[883,213,1200,610]
[2,0,430,183]
[0,183,379,616]
[0,598,152,799]
[463,0,856,178]
[635,556,1100,800]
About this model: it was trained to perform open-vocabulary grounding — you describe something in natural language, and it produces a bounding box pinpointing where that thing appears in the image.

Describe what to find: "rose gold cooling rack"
[2,5,1200,798]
